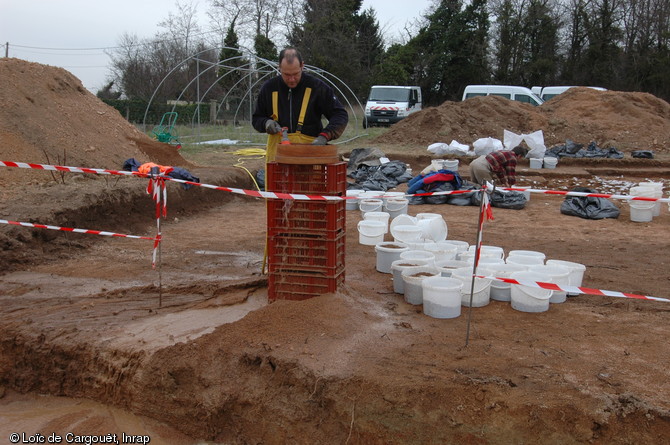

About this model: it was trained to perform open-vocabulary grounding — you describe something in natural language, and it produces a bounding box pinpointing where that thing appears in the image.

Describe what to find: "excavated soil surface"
[1,58,670,444]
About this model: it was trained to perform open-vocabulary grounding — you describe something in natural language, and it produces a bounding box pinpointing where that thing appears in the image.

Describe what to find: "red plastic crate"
[268,268,345,301]
[267,199,345,236]
[266,162,347,196]
[268,231,345,272]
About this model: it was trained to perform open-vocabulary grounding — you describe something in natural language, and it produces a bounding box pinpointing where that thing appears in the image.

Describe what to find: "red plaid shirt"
[485,150,518,185]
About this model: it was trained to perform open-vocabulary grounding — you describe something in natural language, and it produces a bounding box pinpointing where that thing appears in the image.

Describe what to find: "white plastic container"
[467,245,505,259]
[422,276,464,318]
[451,266,493,307]
[528,264,571,303]
[510,271,553,313]
[506,254,544,267]
[424,243,458,262]
[391,224,423,244]
[417,216,448,242]
[345,190,363,210]
[636,182,663,216]
[546,259,586,296]
[529,158,543,169]
[400,250,436,265]
[384,198,409,219]
[488,263,527,301]
[363,211,390,233]
[402,266,440,305]
[628,200,655,222]
[434,259,470,277]
[443,159,459,171]
[389,214,417,233]
[357,220,386,246]
[439,240,470,258]
[359,198,383,215]
[507,250,546,263]
[543,157,558,169]
[375,242,409,274]
[391,260,432,294]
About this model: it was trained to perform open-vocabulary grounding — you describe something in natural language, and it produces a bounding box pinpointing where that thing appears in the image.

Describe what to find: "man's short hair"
[512,145,529,158]
[279,47,303,65]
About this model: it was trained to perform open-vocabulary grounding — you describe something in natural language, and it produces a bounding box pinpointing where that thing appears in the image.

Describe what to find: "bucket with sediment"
[434,259,469,277]
[451,266,493,307]
[546,259,586,296]
[391,259,432,294]
[422,276,463,318]
[402,265,440,305]
[384,197,409,219]
[359,198,383,215]
[510,271,553,313]
[375,242,409,274]
[357,220,386,246]
[489,263,527,301]
[400,249,436,265]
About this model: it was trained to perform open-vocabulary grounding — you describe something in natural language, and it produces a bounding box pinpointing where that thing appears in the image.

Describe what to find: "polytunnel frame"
[142,47,367,145]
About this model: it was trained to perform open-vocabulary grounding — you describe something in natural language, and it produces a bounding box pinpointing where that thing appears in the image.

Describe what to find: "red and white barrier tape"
[474,274,669,303]
[3,160,668,203]
[0,219,156,241]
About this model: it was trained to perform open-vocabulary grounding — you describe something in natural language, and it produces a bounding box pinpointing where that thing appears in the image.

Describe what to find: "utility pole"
[5,42,8,58]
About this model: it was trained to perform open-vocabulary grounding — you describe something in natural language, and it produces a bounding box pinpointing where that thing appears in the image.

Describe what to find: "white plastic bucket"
[345,190,363,210]
[357,220,386,246]
[424,243,458,262]
[400,250,436,265]
[422,276,463,318]
[628,200,655,222]
[467,245,504,259]
[391,260,431,294]
[506,254,544,267]
[434,259,469,277]
[384,198,409,219]
[391,224,423,244]
[417,216,448,242]
[528,264,571,303]
[546,259,586,296]
[443,159,459,171]
[507,250,546,263]
[489,263,527,301]
[451,266,493,307]
[439,240,470,258]
[431,159,445,170]
[543,157,558,169]
[359,198,383,215]
[381,191,405,203]
[510,271,553,312]
[402,266,440,305]
[529,158,543,169]
[637,182,663,216]
[375,242,409,274]
[363,211,390,233]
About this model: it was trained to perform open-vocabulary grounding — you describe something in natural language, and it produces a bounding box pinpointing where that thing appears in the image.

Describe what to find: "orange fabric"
[138,162,174,175]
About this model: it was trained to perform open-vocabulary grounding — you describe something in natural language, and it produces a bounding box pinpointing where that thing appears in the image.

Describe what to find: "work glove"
[265,119,282,135]
[311,135,328,146]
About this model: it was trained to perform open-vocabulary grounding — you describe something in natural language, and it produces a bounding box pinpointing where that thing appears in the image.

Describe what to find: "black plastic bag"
[560,187,620,219]
[471,189,527,210]
[631,150,654,159]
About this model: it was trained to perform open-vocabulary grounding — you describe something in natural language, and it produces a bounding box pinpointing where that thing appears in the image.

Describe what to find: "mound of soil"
[376,88,670,152]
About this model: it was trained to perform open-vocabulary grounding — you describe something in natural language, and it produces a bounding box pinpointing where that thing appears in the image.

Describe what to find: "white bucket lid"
[417,217,448,242]
[390,214,418,231]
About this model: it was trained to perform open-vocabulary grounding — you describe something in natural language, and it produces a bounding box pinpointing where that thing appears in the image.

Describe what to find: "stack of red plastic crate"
[265,162,347,301]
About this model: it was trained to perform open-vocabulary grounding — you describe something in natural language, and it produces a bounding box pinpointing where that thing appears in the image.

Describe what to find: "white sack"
[473,137,503,156]
[503,129,546,158]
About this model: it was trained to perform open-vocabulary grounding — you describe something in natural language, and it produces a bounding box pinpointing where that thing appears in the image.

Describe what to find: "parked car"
[363,85,422,128]
[462,85,543,106]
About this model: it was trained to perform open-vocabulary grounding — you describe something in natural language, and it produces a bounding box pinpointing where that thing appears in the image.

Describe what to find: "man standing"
[468,146,529,187]
[252,48,349,161]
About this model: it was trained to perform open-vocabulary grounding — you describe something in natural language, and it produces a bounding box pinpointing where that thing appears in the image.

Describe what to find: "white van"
[364,85,422,128]
[462,85,543,106]
[539,86,607,101]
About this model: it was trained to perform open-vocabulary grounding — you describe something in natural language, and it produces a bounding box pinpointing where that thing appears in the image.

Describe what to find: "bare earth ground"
[1,59,670,444]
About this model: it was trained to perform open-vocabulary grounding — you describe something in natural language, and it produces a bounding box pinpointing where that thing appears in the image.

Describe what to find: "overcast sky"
[1,0,432,93]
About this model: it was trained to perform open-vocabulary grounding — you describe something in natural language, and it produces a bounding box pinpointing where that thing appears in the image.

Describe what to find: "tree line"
[100,0,670,109]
